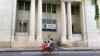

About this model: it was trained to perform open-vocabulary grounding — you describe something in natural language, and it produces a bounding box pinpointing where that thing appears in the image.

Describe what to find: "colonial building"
[0,0,100,48]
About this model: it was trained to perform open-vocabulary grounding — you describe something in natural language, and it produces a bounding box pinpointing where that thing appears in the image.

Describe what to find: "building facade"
[0,0,100,48]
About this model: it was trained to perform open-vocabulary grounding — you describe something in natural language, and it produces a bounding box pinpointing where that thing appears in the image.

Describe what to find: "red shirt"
[40,43,47,52]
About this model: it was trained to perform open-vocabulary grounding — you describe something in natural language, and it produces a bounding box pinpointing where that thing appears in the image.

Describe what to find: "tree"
[91,0,100,20]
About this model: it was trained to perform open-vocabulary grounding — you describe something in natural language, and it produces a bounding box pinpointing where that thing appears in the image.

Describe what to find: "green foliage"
[91,0,100,20]
[91,0,96,5]
[95,5,99,20]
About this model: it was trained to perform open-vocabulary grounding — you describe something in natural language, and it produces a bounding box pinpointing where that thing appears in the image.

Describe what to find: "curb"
[0,48,39,52]
[0,47,99,52]
[59,47,100,51]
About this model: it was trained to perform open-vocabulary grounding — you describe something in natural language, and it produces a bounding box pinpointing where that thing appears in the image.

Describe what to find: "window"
[18,1,24,10]
[18,0,30,11]
[25,1,30,11]
[42,4,46,12]
[23,22,27,32]
[47,19,51,24]
[52,19,56,24]
[42,19,56,31]
[16,20,29,32]
[47,4,51,13]
[71,6,75,15]
[42,3,56,13]
[52,5,56,13]
[42,19,46,29]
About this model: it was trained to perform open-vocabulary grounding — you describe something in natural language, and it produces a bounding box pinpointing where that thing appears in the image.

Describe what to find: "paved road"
[0,51,100,56]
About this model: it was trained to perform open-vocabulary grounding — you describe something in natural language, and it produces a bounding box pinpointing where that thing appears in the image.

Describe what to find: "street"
[0,51,100,56]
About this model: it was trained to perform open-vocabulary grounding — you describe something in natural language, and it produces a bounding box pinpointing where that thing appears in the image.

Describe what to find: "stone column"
[61,1,67,44]
[67,2,73,40]
[80,1,87,41]
[11,0,17,47]
[37,0,43,46]
[29,0,35,42]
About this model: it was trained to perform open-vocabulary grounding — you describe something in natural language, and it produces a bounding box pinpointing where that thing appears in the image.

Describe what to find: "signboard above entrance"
[42,24,56,31]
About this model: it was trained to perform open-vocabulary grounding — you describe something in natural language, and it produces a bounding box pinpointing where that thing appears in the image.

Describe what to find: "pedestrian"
[40,41,47,52]
[49,38,54,49]
[47,41,51,49]
[50,38,53,44]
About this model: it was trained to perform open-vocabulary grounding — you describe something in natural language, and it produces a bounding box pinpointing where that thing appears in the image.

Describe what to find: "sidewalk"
[0,47,100,52]
[59,47,100,51]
